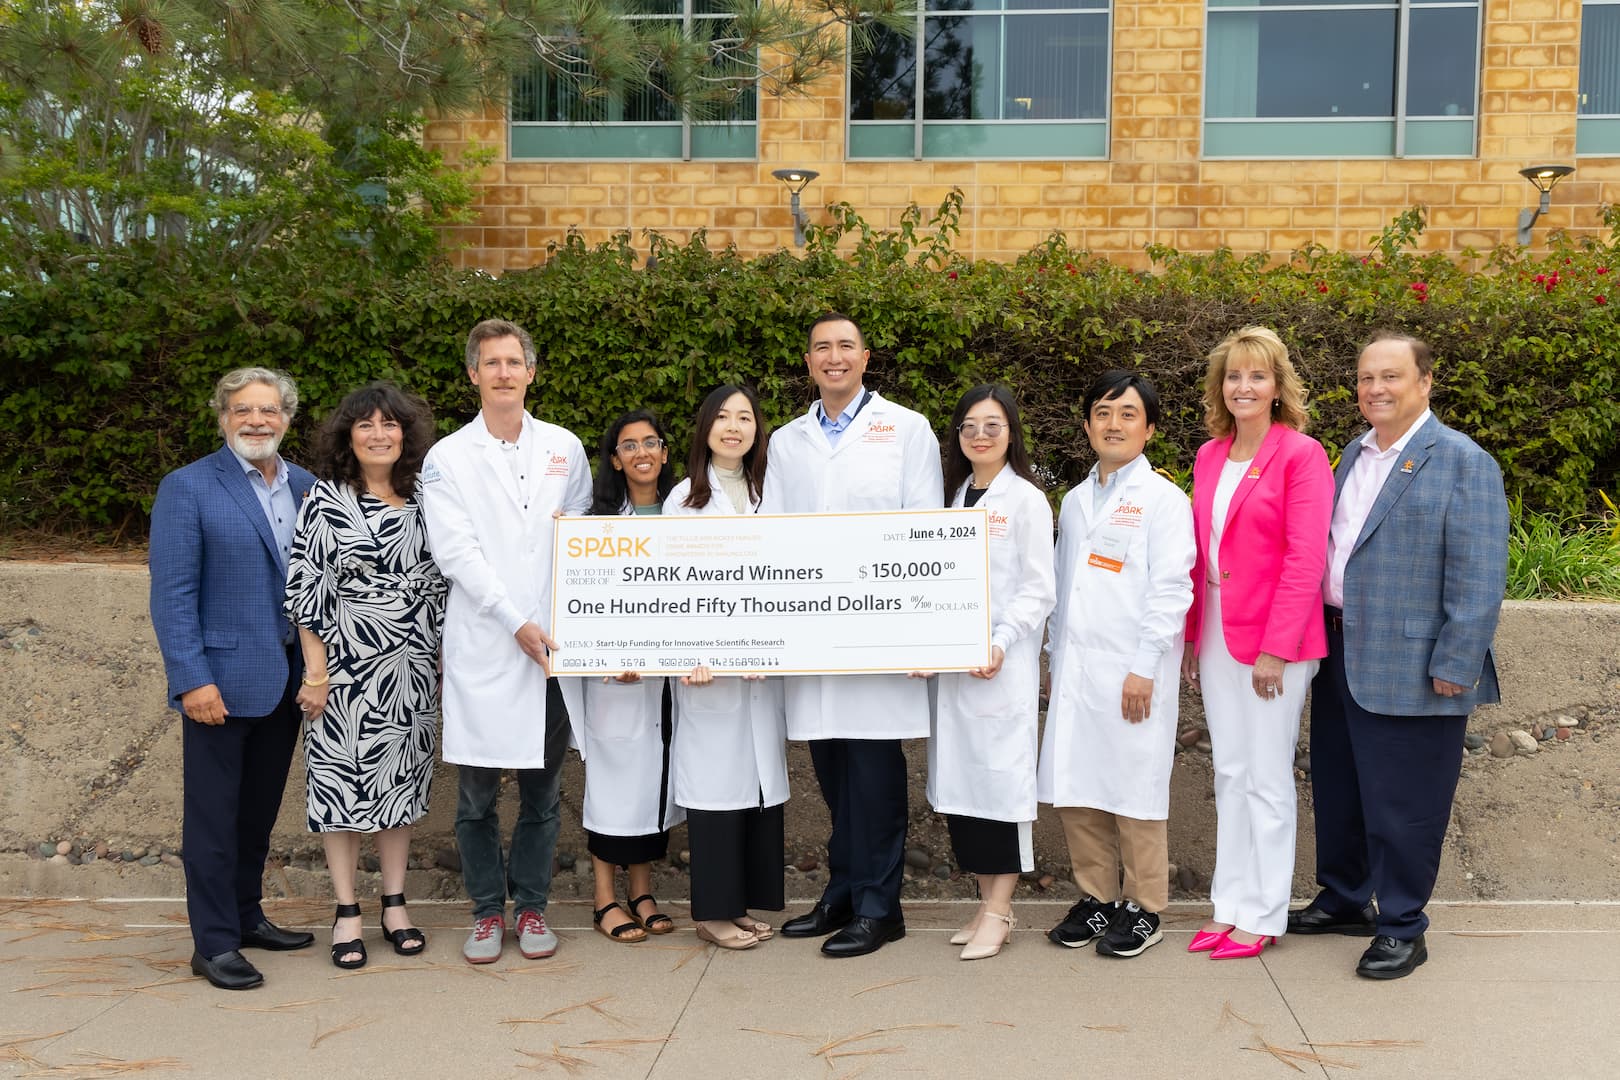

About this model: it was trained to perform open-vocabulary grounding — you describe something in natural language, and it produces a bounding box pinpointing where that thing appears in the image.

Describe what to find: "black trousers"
[809,737,908,921]
[686,804,786,920]
[1309,622,1467,940]
[181,655,301,956]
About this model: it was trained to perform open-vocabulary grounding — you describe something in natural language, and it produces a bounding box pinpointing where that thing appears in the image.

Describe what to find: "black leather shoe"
[1356,934,1427,980]
[240,919,315,951]
[1286,900,1377,936]
[821,916,905,958]
[190,949,264,990]
[780,901,854,939]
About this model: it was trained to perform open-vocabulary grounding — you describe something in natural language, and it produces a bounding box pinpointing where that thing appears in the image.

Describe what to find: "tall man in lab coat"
[762,313,945,958]
[420,319,594,965]
[1038,371,1195,958]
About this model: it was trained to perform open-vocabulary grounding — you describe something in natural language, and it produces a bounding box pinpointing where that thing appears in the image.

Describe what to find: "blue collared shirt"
[815,387,868,450]
[228,446,296,574]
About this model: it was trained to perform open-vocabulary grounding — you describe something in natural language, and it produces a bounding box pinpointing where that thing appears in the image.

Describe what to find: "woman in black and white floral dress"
[286,382,446,969]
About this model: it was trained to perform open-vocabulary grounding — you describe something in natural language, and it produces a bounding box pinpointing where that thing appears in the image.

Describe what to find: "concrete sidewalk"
[2,897,1615,1079]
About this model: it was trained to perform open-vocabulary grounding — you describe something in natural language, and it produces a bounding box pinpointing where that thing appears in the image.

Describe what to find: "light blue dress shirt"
[228,446,296,574]
[815,387,868,450]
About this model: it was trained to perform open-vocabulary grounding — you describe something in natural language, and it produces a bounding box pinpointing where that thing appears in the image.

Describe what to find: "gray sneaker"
[463,914,505,965]
[515,909,557,959]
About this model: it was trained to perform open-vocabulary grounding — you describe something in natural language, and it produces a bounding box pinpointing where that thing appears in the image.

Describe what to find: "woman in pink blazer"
[1181,327,1333,959]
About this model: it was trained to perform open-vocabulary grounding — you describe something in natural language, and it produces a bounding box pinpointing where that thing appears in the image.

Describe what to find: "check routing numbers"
[549,509,993,676]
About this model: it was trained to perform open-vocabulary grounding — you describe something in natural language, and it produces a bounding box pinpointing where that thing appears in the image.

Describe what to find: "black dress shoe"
[1356,934,1427,980]
[190,949,264,990]
[1286,900,1377,936]
[821,916,905,958]
[780,901,854,939]
[240,919,315,951]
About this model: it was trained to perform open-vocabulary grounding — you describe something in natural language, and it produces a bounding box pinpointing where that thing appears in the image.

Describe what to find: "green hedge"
[3,201,1618,536]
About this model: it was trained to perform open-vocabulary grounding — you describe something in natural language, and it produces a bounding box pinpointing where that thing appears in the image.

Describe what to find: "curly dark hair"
[312,381,436,495]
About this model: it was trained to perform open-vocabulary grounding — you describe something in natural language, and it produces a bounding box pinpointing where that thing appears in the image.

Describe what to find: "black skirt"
[946,813,1024,875]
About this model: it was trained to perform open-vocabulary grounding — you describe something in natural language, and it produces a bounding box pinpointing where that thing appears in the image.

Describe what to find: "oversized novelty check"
[550,509,992,676]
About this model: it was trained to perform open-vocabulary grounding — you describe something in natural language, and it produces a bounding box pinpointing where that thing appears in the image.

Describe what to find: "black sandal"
[379,892,427,956]
[628,894,675,935]
[331,902,367,969]
[593,902,647,942]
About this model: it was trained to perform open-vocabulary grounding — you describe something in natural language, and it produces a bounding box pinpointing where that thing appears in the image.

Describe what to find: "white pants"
[1197,588,1316,937]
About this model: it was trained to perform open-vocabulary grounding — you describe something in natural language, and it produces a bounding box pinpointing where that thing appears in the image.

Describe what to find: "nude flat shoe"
[696,922,759,950]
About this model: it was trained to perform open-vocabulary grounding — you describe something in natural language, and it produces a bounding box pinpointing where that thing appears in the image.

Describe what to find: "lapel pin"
[1400,459,1415,474]
[1247,467,1261,480]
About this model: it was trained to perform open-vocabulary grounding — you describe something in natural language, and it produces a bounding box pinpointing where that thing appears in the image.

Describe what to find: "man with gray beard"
[150,368,317,990]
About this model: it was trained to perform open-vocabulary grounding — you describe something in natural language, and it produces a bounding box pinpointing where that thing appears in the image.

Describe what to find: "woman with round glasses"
[927,385,1056,961]
[662,384,788,950]
[578,410,683,943]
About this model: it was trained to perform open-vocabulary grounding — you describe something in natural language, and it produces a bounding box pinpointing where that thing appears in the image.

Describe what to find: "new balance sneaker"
[1096,901,1163,958]
[462,914,505,965]
[1047,896,1115,948]
[515,909,558,959]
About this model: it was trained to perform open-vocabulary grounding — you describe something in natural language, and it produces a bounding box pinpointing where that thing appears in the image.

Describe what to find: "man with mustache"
[150,368,318,990]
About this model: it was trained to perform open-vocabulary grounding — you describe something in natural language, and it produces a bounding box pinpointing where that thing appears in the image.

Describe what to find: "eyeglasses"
[616,437,665,456]
[228,404,284,420]
[957,421,1006,439]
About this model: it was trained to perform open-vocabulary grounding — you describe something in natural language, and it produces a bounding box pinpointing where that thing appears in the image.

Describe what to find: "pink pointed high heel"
[1187,927,1232,953]
[1210,934,1276,959]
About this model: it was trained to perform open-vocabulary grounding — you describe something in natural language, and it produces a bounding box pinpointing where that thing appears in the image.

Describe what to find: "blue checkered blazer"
[149,445,315,717]
[1336,415,1508,716]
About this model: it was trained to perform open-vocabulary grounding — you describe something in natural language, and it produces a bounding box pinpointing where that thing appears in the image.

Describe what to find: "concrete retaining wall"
[3,561,1617,901]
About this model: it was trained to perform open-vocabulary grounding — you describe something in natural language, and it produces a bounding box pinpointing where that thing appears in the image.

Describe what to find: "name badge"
[1087,528,1129,573]
[544,451,572,477]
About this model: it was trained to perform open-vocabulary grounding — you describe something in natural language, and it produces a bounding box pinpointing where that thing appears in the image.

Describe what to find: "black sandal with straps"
[593,902,647,942]
[379,893,427,956]
[331,902,367,969]
[628,893,675,935]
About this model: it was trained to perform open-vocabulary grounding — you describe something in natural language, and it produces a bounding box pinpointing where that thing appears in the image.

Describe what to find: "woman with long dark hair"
[927,385,1056,961]
[663,385,787,949]
[285,381,447,969]
[580,410,683,943]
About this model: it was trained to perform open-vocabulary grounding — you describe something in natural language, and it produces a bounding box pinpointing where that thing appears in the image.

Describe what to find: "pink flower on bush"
[1597,295,1609,305]
[1598,267,1610,275]
[1533,274,1546,284]
[1065,263,1076,274]
[947,271,957,280]
[1316,281,1329,293]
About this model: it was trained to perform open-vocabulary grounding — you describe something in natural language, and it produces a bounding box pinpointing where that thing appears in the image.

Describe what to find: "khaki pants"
[1057,806,1169,913]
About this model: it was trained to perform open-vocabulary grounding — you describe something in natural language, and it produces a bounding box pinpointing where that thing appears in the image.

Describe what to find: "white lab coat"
[758,391,945,741]
[579,675,684,835]
[420,411,592,768]
[1035,454,1195,820]
[577,497,685,836]
[661,472,790,811]
[927,469,1056,822]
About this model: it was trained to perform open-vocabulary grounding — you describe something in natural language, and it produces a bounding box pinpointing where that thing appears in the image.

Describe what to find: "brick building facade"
[424,0,1620,271]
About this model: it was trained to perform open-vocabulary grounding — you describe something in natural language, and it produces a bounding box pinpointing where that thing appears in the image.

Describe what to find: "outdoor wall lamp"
[1517,164,1576,245]
[771,168,820,247]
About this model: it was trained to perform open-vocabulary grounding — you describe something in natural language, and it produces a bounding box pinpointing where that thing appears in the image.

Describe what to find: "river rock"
[1556,726,1572,742]
[1194,738,1212,753]
[795,855,819,873]
[139,854,160,866]
[557,852,576,870]
[1463,732,1485,750]
[55,840,71,855]
[932,863,951,880]
[1509,730,1539,755]
[1177,728,1202,748]
[1488,732,1514,758]
[434,846,461,873]
[1555,714,1580,728]
[904,847,932,871]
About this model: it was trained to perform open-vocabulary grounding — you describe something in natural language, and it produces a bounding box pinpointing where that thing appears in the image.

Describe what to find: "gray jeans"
[454,679,572,919]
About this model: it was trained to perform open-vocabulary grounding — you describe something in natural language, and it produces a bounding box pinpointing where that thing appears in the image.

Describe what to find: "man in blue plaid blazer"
[1290,332,1508,980]
[149,368,317,990]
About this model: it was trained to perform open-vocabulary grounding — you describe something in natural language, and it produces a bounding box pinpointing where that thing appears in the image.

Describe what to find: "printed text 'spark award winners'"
[550,509,993,676]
